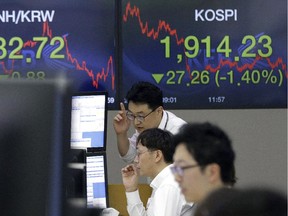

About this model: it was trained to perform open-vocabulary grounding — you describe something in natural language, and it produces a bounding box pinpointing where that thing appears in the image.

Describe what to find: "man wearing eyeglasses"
[113,81,186,163]
[171,122,237,208]
[121,128,187,216]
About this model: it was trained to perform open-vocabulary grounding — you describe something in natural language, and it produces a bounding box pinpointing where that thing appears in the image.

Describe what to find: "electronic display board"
[0,0,117,109]
[1,0,287,110]
[120,0,287,109]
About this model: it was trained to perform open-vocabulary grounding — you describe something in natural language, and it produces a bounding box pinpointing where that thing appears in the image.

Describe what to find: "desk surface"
[108,184,152,216]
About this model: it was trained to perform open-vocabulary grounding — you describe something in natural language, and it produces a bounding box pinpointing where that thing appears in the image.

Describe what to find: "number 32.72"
[0,36,65,60]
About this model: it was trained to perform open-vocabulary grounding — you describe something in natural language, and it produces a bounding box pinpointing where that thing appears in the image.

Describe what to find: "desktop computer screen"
[70,92,108,151]
[85,152,109,209]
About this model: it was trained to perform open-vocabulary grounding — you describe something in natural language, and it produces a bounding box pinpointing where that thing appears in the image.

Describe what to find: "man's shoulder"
[166,110,186,123]
[165,111,187,134]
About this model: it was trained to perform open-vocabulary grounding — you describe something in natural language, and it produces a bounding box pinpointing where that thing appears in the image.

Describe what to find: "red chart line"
[0,21,115,90]
[42,22,116,90]
[123,1,287,78]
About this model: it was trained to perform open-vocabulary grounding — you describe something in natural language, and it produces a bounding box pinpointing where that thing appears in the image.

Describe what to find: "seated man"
[121,128,188,216]
[171,122,237,207]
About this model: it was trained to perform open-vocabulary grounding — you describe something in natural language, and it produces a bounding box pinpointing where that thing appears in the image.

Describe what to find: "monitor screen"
[0,0,117,109]
[120,0,287,109]
[0,78,72,216]
[70,92,108,151]
[85,152,109,209]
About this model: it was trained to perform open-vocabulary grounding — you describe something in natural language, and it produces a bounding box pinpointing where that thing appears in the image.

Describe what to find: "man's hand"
[121,164,139,192]
[113,102,131,135]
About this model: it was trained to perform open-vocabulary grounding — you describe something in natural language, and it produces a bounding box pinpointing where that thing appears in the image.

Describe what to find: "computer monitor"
[85,152,109,209]
[70,92,108,151]
[0,78,72,216]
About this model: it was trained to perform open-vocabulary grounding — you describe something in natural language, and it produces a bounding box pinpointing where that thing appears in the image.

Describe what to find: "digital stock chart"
[120,0,287,109]
[0,0,287,109]
[0,0,117,109]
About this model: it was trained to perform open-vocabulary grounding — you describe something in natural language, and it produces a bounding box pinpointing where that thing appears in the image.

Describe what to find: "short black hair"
[172,122,236,186]
[126,81,163,109]
[137,128,174,163]
[195,187,287,216]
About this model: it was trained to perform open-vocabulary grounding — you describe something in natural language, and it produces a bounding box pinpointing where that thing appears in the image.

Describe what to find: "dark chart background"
[121,0,287,109]
[0,0,117,109]
[0,0,287,110]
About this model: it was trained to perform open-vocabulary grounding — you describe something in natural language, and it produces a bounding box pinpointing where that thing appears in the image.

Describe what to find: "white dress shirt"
[126,165,186,216]
[121,110,187,163]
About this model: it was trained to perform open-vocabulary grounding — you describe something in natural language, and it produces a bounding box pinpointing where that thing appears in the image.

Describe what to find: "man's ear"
[206,163,221,183]
[154,149,163,163]
[156,106,163,115]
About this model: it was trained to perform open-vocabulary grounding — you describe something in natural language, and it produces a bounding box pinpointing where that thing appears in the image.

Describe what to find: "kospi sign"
[195,9,238,21]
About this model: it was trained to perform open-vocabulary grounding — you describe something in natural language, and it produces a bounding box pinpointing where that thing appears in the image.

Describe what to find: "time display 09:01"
[0,36,65,60]
[160,34,272,60]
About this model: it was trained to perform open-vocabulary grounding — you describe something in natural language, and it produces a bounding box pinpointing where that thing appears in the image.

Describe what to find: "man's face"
[173,143,211,203]
[134,142,157,178]
[127,101,162,133]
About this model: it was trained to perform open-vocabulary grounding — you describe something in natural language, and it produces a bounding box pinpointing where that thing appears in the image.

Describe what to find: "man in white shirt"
[121,128,186,216]
[113,81,186,163]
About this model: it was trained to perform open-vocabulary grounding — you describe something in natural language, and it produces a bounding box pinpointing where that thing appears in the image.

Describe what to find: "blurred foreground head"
[195,187,287,216]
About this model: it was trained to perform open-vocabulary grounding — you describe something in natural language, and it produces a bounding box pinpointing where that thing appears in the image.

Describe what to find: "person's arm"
[116,131,130,157]
[113,102,131,156]
[126,190,147,216]
[121,164,147,216]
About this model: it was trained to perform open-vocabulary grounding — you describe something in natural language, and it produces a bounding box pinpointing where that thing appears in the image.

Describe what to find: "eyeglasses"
[126,107,157,123]
[170,164,200,176]
[136,150,149,157]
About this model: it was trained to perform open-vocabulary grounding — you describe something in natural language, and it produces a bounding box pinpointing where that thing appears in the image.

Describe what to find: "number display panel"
[0,0,117,109]
[120,0,287,109]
